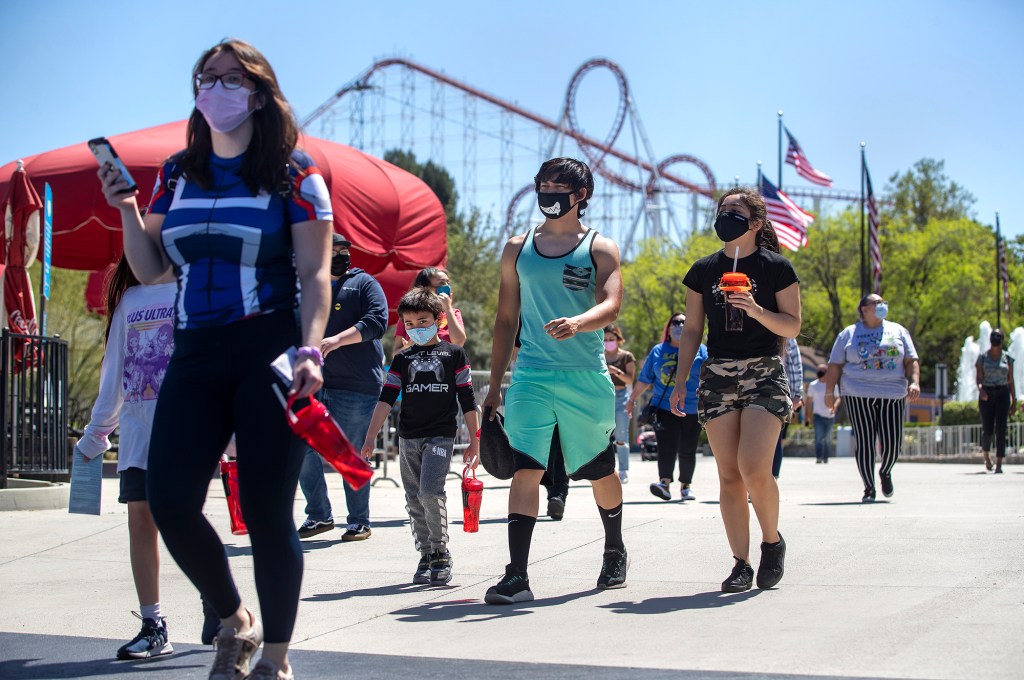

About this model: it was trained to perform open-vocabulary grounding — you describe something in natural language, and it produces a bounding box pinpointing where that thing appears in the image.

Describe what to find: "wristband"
[296,346,324,367]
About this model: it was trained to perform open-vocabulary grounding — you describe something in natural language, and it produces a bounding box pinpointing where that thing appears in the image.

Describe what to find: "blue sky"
[2,0,1021,239]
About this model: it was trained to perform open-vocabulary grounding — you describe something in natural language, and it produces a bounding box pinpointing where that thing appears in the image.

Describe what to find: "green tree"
[886,158,976,228]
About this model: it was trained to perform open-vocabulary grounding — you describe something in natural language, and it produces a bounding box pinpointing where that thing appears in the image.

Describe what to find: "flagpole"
[860,142,867,296]
[757,160,763,186]
[777,111,784,190]
[996,210,1002,329]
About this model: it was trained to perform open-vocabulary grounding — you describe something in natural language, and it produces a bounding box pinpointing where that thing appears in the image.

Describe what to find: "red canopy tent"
[0,121,447,323]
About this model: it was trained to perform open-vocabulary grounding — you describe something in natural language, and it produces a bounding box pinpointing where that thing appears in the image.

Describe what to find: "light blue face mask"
[407,324,438,346]
[874,302,888,320]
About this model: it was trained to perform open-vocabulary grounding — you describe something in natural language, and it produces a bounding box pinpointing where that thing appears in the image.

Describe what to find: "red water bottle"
[220,457,248,536]
[461,465,484,533]
[286,393,373,490]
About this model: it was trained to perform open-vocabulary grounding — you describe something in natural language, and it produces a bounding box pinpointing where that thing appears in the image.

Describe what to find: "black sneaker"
[862,490,876,503]
[880,473,894,498]
[116,613,173,660]
[297,517,334,539]
[484,565,534,604]
[429,549,453,585]
[596,547,629,589]
[342,523,372,541]
[756,533,786,590]
[722,558,754,593]
[413,553,431,584]
[201,596,221,646]
[547,496,565,521]
[649,481,671,500]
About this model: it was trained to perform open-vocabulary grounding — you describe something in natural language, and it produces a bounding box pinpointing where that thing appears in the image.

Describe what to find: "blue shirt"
[148,150,332,329]
[322,268,387,395]
[639,342,707,414]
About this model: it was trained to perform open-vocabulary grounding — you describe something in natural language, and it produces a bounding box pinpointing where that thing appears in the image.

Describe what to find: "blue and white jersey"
[148,149,332,329]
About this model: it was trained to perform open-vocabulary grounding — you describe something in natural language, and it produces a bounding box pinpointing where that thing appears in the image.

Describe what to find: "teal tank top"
[515,227,606,371]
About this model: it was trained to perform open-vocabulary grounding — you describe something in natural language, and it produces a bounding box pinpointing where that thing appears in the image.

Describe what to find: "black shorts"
[118,467,147,504]
[513,440,616,482]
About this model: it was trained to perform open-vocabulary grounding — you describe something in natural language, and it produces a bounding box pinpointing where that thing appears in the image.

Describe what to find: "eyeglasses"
[195,72,252,90]
[865,299,887,306]
[669,319,685,326]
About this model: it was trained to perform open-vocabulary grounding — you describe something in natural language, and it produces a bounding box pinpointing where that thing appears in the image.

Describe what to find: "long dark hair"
[717,187,781,253]
[103,254,140,344]
[177,39,299,194]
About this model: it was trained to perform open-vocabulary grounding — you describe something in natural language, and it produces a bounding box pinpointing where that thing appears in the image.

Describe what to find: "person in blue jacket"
[628,312,708,501]
[297,233,388,542]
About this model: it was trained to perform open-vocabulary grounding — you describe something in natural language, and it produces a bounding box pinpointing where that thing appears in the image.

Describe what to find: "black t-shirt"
[682,247,800,359]
[380,341,477,438]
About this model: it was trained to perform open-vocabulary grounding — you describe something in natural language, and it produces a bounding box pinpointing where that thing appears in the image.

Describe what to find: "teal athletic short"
[504,366,615,476]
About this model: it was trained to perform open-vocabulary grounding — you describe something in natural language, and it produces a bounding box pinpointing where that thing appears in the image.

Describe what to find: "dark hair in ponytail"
[716,187,780,253]
[103,254,140,344]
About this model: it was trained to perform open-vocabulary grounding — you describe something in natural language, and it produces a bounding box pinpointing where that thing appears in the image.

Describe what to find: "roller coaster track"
[303,57,718,245]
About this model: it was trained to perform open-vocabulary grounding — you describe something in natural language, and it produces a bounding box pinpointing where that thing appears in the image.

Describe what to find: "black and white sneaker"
[547,496,565,521]
[880,472,894,498]
[413,553,431,584]
[722,558,754,593]
[297,517,334,539]
[649,481,671,500]
[862,489,876,503]
[756,533,786,590]
[116,613,173,660]
[484,565,534,604]
[342,523,372,541]
[596,547,629,589]
[429,549,454,585]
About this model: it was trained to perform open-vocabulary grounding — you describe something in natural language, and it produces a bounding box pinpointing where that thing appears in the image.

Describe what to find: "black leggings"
[979,387,1011,458]
[147,311,305,644]
[654,408,701,483]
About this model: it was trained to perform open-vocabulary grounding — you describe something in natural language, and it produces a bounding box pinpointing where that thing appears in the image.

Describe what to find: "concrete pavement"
[0,456,1021,679]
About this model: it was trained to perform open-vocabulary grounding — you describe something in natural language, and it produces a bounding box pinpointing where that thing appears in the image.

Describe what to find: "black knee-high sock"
[508,513,536,573]
[598,503,625,551]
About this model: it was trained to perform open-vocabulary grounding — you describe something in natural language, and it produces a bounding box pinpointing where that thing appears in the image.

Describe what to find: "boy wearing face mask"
[296,233,388,542]
[361,288,480,586]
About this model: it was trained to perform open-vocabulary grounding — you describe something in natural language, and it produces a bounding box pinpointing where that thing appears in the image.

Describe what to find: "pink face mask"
[195,82,255,133]
[604,340,618,352]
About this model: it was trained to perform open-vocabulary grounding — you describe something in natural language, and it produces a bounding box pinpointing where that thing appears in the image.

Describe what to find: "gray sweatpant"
[399,436,454,553]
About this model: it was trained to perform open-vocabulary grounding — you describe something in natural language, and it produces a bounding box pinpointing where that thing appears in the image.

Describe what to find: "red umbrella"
[0,121,447,321]
[1,161,43,337]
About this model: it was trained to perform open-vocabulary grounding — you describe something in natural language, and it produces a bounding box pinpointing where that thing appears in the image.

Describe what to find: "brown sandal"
[984,453,994,471]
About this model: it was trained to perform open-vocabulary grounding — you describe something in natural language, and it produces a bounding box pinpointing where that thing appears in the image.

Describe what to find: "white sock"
[140,603,163,622]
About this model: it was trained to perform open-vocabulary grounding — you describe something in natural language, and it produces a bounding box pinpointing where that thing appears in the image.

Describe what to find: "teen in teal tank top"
[515,227,606,371]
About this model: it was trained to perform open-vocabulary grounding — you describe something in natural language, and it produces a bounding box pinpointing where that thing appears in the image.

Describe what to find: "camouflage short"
[697,355,792,425]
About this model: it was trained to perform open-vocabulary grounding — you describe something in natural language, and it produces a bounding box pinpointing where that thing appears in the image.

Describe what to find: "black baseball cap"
[479,407,515,480]
[332,233,351,247]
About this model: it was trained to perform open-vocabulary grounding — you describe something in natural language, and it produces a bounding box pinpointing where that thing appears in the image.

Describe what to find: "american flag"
[998,214,1010,312]
[759,175,812,251]
[784,128,833,187]
[865,165,882,294]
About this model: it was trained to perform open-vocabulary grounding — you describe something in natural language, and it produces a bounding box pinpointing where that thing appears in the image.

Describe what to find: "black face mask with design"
[714,211,751,242]
[817,370,826,379]
[538,192,577,219]
[331,253,351,276]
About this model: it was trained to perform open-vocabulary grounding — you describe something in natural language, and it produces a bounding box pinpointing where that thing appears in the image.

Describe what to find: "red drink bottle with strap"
[286,394,373,490]
[219,458,248,536]
[461,466,484,533]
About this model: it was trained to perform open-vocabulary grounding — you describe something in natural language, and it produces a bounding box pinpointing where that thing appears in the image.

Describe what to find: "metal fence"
[1,330,70,487]
[781,420,1021,459]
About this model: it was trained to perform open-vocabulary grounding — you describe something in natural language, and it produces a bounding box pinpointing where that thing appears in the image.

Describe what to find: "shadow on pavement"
[600,589,760,615]
[800,501,890,506]
[303,582,435,602]
[0,648,207,679]
[391,588,602,623]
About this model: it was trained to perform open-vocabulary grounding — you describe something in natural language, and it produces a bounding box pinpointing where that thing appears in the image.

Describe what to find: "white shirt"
[807,378,840,417]
[77,283,176,471]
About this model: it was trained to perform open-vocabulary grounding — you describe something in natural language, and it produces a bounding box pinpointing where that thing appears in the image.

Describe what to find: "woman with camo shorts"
[669,187,801,594]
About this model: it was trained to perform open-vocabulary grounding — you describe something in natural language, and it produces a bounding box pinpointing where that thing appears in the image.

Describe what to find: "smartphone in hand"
[88,137,137,194]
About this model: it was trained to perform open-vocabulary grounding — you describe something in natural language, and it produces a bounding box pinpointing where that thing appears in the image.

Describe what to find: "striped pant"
[844,396,905,494]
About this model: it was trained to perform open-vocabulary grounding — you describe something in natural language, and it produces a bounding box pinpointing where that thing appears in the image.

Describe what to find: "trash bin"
[836,426,854,457]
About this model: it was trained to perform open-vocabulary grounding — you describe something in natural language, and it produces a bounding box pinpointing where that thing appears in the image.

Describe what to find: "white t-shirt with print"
[828,320,918,399]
